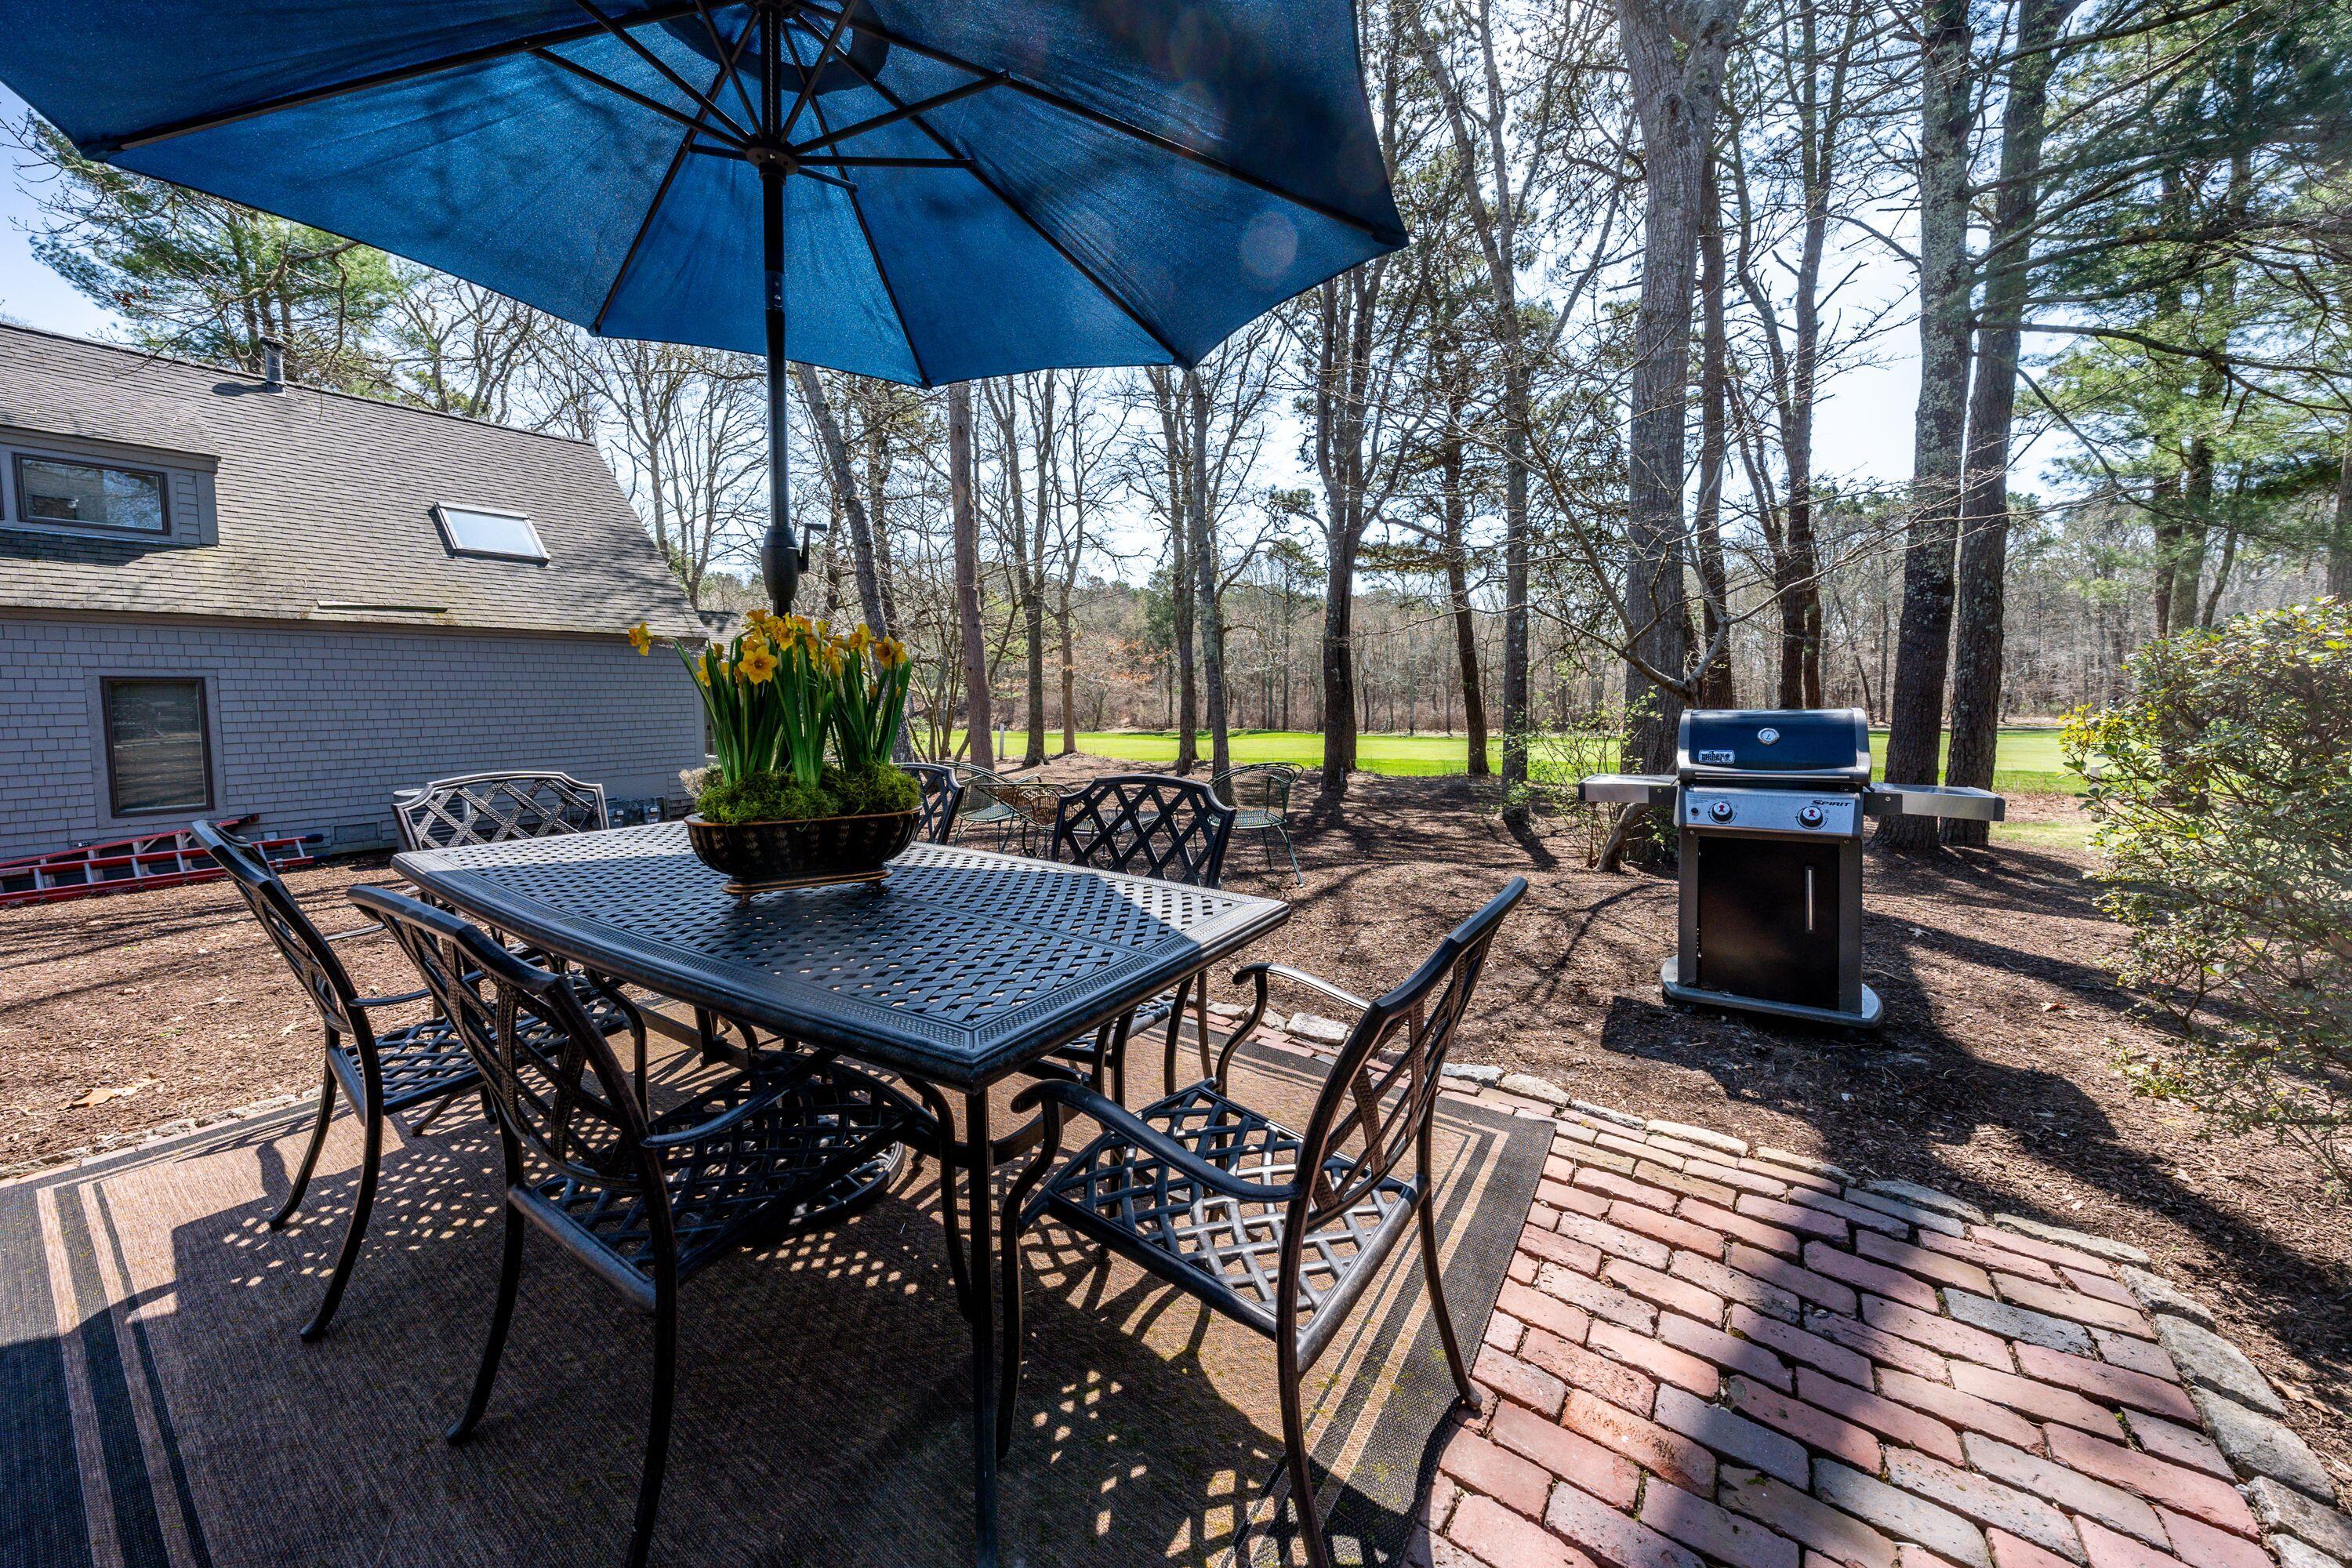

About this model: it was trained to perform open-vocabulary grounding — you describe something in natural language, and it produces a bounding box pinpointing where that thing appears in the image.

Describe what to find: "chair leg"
[448,1200,526,1443]
[268,1051,339,1229]
[1281,826,1301,886]
[1276,1344,1335,1568]
[298,1091,382,1342]
[995,1191,1025,1461]
[1417,1190,1483,1410]
[625,1284,679,1568]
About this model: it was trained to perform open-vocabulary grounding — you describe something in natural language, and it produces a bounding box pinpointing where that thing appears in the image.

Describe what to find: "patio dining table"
[392,822,1290,1566]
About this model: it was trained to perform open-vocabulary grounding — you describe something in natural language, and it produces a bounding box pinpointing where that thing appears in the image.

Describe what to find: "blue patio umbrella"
[0,0,1406,610]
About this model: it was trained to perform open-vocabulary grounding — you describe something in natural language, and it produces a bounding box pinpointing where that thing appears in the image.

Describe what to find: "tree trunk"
[2331,440,2352,598]
[1185,372,1232,781]
[1616,0,1735,779]
[1441,436,1490,775]
[1024,381,1051,768]
[792,365,888,637]
[1693,154,1735,709]
[1878,0,1973,852]
[948,382,993,771]
[1945,0,2067,848]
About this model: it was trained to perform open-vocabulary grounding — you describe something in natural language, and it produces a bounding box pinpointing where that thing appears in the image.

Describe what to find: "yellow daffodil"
[627,621,653,655]
[844,625,873,655]
[738,647,779,684]
[744,608,775,633]
[875,636,908,670]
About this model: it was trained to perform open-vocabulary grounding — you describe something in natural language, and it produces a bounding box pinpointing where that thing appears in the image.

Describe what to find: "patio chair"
[946,763,1060,855]
[902,761,965,844]
[1047,774,1237,1097]
[391,769,609,850]
[1001,877,1528,1568]
[350,885,926,1568]
[191,818,503,1341]
[391,768,640,1048]
[1212,762,1303,884]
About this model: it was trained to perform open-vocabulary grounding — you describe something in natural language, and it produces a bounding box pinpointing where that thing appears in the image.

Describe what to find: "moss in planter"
[695,763,920,825]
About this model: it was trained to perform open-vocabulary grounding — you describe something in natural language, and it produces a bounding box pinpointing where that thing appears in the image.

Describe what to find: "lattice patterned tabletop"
[394,826,1290,1087]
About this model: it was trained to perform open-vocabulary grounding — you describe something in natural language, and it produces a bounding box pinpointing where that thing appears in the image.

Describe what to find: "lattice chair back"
[191,818,361,1038]
[1052,774,1236,887]
[350,887,651,1191]
[904,762,964,844]
[1214,762,1296,817]
[1291,877,1526,1229]
[393,771,610,852]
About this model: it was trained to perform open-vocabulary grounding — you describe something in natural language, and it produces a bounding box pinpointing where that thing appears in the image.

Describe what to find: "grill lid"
[1678,708,1870,786]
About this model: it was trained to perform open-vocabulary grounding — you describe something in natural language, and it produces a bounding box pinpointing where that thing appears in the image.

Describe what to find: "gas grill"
[1578,708,2003,1029]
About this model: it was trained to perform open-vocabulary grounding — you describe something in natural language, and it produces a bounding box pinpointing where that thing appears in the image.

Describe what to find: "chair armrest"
[350,988,433,1010]
[1010,1076,1296,1203]
[641,1076,797,1149]
[1232,962,1370,1017]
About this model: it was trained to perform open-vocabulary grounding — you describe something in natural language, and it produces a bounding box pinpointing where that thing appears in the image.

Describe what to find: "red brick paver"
[1355,1069,2325,1568]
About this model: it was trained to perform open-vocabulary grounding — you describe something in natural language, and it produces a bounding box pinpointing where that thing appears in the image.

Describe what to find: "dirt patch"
[4,764,2345,1487]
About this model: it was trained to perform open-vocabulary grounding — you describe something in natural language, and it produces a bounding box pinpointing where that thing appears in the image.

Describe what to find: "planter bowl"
[686,808,920,893]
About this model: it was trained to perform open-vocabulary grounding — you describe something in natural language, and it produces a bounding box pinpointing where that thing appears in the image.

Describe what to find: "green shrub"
[2066,600,2352,1191]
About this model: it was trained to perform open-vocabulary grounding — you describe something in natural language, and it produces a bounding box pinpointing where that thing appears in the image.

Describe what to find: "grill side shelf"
[1864,784,2006,822]
[1577,773,1677,809]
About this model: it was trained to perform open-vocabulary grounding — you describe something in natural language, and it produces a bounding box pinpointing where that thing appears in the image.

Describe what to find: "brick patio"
[1374,1058,2352,1568]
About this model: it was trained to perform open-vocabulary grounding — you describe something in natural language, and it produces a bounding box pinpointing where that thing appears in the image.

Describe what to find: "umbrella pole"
[758,165,798,613]
[757,4,798,614]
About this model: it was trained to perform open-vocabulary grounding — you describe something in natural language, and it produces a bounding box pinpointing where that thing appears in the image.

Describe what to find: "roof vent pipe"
[259,338,285,390]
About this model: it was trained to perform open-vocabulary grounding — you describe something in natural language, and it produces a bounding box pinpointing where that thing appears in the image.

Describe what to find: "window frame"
[431,502,548,562]
[100,675,216,818]
[11,450,172,535]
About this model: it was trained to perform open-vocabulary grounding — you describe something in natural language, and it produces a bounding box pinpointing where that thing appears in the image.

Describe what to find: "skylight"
[434,504,546,561]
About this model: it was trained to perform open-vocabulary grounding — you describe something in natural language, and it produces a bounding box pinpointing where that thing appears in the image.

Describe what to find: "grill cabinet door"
[1693,834,1842,1009]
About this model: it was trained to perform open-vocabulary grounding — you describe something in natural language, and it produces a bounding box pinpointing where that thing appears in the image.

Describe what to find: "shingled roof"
[0,325,703,639]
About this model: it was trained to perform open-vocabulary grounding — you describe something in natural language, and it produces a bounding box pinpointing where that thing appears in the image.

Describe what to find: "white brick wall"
[0,616,704,858]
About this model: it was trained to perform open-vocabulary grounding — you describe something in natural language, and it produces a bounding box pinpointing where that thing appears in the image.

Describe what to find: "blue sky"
[0,83,1922,490]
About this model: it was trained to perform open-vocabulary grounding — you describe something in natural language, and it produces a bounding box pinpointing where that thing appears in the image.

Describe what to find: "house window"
[103,678,212,816]
[14,454,168,533]
[433,504,546,561]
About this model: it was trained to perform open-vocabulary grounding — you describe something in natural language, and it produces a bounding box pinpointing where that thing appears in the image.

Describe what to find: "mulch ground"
[3,760,2345,1493]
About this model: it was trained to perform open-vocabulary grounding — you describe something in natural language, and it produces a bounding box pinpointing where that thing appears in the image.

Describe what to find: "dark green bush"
[2065,600,2352,1191]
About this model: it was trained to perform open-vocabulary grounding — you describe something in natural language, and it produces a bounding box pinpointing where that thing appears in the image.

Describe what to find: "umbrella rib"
[531,46,745,145]
[787,75,1007,157]
[591,14,758,336]
[779,0,862,143]
[693,0,762,128]
[798,4,1407,245]
[89,0,711,153]
[822,55,1187,368]
[568,0,752,143]
[786,38,931,385]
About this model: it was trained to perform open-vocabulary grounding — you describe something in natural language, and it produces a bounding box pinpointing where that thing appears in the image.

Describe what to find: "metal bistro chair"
[902,761,966,844]
[948,763,1060,855]
[1047,774,1236,1098]
[1213,762,1304,885]
[351,886,926,1568]
[393,768,644,1070]
[192,818,496,1341]
[1002,878,1526,1568]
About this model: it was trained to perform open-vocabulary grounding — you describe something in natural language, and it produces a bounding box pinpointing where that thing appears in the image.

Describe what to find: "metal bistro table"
[392,823,1290,1566]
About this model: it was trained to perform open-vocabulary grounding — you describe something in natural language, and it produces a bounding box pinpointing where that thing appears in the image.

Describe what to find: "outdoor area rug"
[0,1037,1545,1568]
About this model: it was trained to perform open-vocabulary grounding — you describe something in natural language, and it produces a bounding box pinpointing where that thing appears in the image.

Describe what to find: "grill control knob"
[1799,804,1824,828]
[1708,800,1735,822]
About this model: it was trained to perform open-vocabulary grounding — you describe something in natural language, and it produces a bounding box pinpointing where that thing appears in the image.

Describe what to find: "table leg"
[964,1087,1000,1568]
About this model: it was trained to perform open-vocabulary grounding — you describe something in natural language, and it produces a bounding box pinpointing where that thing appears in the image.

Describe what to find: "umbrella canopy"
[1,0,1405,607]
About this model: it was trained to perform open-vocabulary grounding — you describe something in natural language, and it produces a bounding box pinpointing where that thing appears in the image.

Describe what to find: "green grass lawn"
[1043,726,2084,794]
